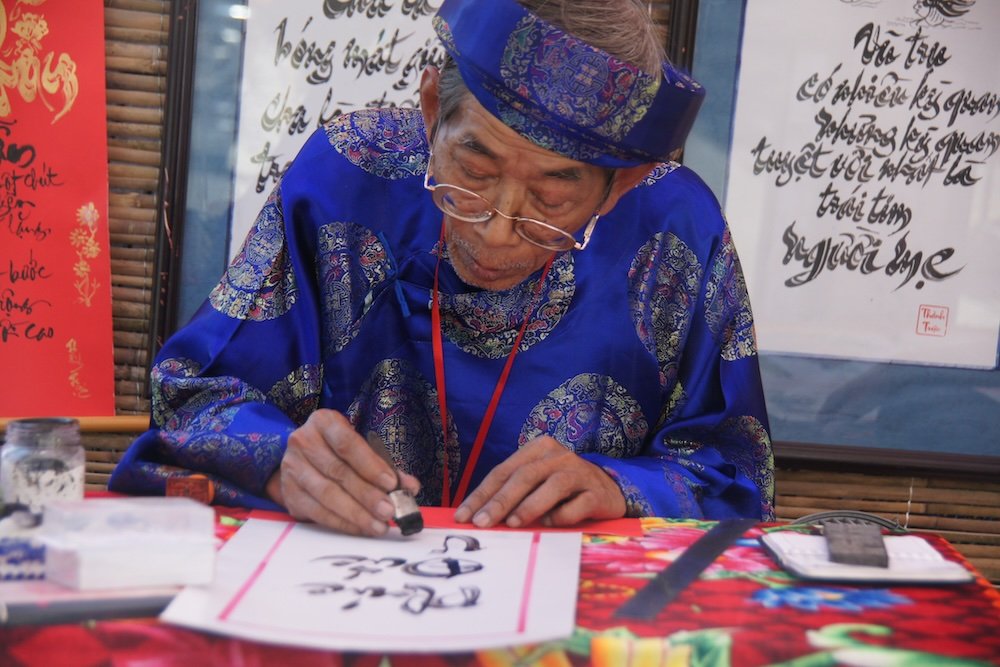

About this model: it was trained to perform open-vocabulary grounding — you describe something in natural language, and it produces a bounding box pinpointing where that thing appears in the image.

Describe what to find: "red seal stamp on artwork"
[916,305,948,337]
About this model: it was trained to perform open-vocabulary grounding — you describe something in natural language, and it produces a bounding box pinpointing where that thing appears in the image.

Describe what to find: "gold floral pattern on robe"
[705,227,757,362]
[518,373,647,457]
[628,232,701,392]
[439,251,575,359]
[317,221,391,355]
[267,364,323,426]
[326,107,428,179]
[345,358,459,507]
[209,188,297,321]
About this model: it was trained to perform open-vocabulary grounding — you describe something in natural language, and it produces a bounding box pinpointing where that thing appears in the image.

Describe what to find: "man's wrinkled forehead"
[439,97,599,180]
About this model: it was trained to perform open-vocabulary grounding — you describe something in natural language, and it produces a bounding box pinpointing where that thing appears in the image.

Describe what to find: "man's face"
[429,96,612,291]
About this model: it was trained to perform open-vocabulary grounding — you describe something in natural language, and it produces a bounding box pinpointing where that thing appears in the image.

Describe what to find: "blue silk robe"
[110,108,775,520]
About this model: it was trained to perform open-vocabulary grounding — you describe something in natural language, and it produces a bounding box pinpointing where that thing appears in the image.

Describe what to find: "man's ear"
[419,66,441,142]
[598,162,658,215]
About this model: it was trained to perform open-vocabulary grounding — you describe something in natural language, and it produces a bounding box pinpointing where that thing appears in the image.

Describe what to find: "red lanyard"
[431,224,554,507]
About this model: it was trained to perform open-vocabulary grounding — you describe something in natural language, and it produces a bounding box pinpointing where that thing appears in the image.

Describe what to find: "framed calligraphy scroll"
[686,0,999,463]
[727,0,997,369]
[163,0,443,331]
[0,0,115,417]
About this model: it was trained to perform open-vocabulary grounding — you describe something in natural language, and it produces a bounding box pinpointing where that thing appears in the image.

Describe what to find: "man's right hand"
[265,409,421,536]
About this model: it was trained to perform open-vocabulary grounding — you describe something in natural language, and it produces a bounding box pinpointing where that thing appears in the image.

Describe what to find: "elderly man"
[110,0,774,535]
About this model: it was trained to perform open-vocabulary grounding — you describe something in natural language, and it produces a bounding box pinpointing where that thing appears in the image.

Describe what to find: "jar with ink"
[1,418,85,514]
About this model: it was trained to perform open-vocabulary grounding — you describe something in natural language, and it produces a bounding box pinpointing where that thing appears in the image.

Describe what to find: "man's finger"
[398,470,422,496]
[296,411,397,493]
[501,471,579,528]
[542,491,597,527]
[461,456,553,527]
[286,460,391,536]
[453,454,521,523]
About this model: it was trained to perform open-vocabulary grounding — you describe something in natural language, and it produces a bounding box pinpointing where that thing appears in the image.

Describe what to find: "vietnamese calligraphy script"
[301,534,484,614]
[0,0,74,345]
[240,0,443,201]
[746,19,998,290]
[0,119,61,345]
[0,0,78,348]
[0,0,114,415]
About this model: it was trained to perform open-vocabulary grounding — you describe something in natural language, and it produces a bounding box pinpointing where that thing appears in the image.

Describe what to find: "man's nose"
[479,183,525,246]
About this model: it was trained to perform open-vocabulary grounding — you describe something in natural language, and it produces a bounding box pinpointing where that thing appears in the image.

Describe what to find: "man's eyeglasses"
[423,160,603,252]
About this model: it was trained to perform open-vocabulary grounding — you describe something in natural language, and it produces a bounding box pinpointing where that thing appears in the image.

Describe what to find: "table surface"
[3,508,1000,667]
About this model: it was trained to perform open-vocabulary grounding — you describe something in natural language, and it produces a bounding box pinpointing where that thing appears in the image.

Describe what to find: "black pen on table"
[366,432,424,536]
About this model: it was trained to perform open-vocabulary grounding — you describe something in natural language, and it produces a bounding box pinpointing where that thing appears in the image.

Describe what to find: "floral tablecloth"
[3,512,1000,666]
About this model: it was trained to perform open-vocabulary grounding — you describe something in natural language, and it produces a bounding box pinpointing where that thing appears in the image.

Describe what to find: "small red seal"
[166,473,215,504]
[915,304,948,337]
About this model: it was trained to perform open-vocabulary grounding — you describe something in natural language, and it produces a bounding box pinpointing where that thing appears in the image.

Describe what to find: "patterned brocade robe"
[110,108,775,521]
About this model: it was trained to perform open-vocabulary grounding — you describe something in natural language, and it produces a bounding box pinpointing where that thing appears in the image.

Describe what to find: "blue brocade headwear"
[433,0,706,168]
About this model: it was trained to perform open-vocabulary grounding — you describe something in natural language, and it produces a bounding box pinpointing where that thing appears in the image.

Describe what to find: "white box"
[40,497,216,590]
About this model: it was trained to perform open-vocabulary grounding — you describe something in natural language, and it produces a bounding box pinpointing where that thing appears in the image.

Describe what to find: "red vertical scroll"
[0,0,114,416]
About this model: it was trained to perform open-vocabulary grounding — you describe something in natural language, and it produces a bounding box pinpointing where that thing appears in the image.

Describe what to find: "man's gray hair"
[435,0,668,130]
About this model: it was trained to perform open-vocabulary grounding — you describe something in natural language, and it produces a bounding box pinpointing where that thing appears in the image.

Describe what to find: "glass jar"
[1,417,85,513]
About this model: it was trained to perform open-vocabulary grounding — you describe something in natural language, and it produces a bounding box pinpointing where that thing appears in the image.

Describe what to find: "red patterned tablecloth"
[3,511,1000,666]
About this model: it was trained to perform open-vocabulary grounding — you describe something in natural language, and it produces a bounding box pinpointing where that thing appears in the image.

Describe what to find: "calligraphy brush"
[366,432,424,536]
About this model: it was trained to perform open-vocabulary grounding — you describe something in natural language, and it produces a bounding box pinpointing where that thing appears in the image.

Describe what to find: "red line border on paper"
[517,532,542,633]
[219,521,296,621]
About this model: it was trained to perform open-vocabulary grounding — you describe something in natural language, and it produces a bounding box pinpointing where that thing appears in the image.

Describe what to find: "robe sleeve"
[109,177,324,511]
[581,224,775,521]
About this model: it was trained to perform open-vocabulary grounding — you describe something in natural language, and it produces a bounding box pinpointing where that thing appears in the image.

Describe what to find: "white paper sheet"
[725,0,999,368]
[161,517,581,653]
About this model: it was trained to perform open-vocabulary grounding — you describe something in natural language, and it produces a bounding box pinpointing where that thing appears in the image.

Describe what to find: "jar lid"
[4,417,81,448]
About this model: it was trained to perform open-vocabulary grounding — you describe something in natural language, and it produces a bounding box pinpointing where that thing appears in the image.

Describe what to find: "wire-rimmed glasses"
[423,163,602,252]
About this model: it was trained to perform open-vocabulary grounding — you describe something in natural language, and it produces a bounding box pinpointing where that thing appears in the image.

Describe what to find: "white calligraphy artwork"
[228,0,443,258]
[161,517,582,653]
[726,0,998,367]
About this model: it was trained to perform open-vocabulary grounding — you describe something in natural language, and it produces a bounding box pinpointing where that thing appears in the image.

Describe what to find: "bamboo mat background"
[776,467,1000,583]
[105,0,167,416]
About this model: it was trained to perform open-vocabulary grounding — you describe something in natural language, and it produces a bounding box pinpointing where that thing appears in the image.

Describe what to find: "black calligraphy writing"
[0,288,54,343]
[250,141,292,194]
[302,534,485,615]
[273,17,337,85]
[322,0,393,20]
[748,17,996,290]
[401,0,438,20]
[343,29,408,79]
[260,87,311,135]
[393,37,445,91]
[781,222,962,289]
[1,124,62,344]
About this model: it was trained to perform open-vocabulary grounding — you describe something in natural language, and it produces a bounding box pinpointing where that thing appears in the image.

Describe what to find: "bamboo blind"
[105,0,170,416]
[776,467,1000,584]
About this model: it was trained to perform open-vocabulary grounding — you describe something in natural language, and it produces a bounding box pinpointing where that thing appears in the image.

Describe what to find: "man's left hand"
[453,436,626,528]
